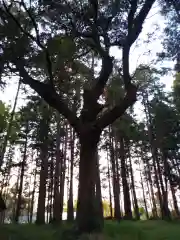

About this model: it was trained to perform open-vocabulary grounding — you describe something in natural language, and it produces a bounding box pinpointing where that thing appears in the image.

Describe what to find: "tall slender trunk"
[13,167,21,221]
[36,107,50,224]
[107,150,113,218]
[27,151,34,223]
[30,166,37,223]
[36,145,48,224]
[77,129,102,233]
[59,124,68,221]
[119,136,132,219]
[143,94,164,219]
[67,128,75,222]
[139,160,149,220]
[53,120,61,223]
[163,152,179,217]
[109,128,121,220]
[128,145,139,220]
[14,122,28,223]
[1,145,15,195]
[151,146,163,217]
[156,150,170,220]
[146,156,157,218]
[48,154,54,223]
[95,151,103,222]
[115,141,122,218]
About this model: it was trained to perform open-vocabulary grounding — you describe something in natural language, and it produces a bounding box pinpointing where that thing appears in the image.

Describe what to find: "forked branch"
[15,60,81,133]
[95,0,156,129]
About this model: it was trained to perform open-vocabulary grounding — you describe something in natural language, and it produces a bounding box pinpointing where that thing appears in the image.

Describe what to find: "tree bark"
[67,128,75,222]
[95,150,104,222]
[109,130,121,221]
[30,165,37,223]
[53,120,61,223]
[107,150,113,218]
[139,160,149,220]
[59,125,68,221]
[146,156,158,218]
[119,136,132,219]
[48,153,54,223]
[36,145,48,224]
[14,121,28,223]
[143,95,164,219]
[128,145,139,220]
[163,152,180,217]
[156,150,171,220]
[36,104,50,224]
[77,129,103,233]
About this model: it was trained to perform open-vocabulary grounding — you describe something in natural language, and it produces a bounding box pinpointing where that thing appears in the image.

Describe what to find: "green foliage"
[160,0,180,60]
[0,100,10,134]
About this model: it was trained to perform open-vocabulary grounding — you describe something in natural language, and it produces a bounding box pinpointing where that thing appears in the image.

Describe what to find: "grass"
[0,221,180,240]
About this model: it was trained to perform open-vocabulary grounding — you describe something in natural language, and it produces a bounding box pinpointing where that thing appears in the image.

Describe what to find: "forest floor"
[0,220,180,240]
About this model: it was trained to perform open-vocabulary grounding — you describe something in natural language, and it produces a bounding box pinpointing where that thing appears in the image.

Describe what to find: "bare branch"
[90,56,113,101]
[122,46,131,91]
[95,84,137,130]
[128,0,138,32]
[128,0,156,46]
[123,0,156,90]
[15,60,81,133]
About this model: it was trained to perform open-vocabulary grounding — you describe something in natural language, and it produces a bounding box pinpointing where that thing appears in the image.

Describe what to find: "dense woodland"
[0,0,180,237]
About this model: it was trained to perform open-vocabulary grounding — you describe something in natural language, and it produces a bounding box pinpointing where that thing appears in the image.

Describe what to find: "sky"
[0,2,178,214]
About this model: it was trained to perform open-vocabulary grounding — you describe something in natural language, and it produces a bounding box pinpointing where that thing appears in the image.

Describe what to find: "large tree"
[1,0,157,233]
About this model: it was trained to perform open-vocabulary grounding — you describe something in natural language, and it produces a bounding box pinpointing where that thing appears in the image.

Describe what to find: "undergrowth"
[0,220,180,240]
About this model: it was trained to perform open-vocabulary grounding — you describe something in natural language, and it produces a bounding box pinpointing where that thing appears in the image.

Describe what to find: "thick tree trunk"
[77,130,103,233]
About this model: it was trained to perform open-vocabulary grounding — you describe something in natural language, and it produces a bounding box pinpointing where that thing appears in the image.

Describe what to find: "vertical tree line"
[0,0,179,235]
